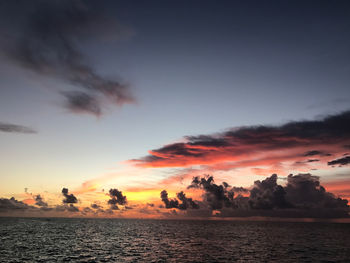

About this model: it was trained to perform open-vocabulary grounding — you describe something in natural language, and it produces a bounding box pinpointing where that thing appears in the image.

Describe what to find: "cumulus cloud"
[34,194,48,207]
[284,174,348,210]
[132,111,350,170]
[160,190,179,209]
[249,174,290,209]
[188,175,246,210]
[328,156,350,166]
[107,188,127,210]
[62,188,78,204]
[0,0,134,116]
[0,122,36,134]
[160,190,199,210]
[0,197,33,212]
[183,174,349,218]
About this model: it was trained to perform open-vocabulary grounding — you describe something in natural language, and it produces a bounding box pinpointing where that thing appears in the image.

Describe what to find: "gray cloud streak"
[0,122,36,134]
[0,0,135,116]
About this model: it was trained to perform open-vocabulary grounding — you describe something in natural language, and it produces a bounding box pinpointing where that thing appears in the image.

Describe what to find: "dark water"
[1,218,350,262]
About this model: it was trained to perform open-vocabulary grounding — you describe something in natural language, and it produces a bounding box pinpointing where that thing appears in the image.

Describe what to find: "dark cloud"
[284,174,348,210]
[107,188,127,210]
[62,188,78,204]
[160,190,199,210]
[39,206,53,212]
[62,91,102,116]
[55,204,79,213]
[0,197,32,212]
[34,194,48,207]
[0,0,134,116]
[303,150,331,157]
[91,203,102,209]
[328,156,350,166]
[82,207,93,214]
[249,174,291,209]
[66,204,79,212]
[295,159,320,164]
[188,175,240,210]
[0,122,36,134]
[160,190,179,209]
[186,174,349,218]
[177,191,200,210]
[133,111,350,168]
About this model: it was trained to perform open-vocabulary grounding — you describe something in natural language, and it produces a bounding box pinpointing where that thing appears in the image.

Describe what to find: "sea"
[0,217,349,262]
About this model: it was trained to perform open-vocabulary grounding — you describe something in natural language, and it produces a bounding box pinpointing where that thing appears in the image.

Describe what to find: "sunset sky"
[0,0,350,219]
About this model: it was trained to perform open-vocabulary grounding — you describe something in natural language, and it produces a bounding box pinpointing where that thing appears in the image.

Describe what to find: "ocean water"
[0,218,350,262]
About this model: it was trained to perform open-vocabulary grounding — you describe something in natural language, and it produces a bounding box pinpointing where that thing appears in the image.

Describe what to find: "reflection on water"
[0,218,350,262]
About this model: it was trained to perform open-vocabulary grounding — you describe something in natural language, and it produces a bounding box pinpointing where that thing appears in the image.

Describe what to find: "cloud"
[0,0,134,116]
[182,174,349,218]
[55,204,79,213]
[249,174,290,209]
[0,122,36,134]
[284,174,348,210]
[34,194,48,207]
[62,91,102,116]
[188,175,246,210]
[107,188,127,210]
[62,188,78,204]
[303,150,331,157]
[0,197,33,212]
[328,156,350,166]
[91,203,102,209]
[160,190,179,209]
[66,204,79,212]
[160,190,199,210]
[131,111,350,170]
[176,191,200,210]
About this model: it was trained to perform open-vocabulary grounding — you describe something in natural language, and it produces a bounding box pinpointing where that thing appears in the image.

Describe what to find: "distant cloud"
[62,188,78,204]
[188,176,239,210]
[91,203,102,209]
[0,0,135,116]
[0,122,36,134]
[160,190,198,210]
[62,91,102,116]
[107,188,127,210]
[0,197,33,212]
[34,194,48,207]
[303,150,331,157]
[131,111,350,171]
[328,156,350,166]
[181,174,349,218]
[55,204,79,213]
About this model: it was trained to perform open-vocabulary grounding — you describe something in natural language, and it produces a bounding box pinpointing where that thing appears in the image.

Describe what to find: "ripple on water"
[0,218,350,262]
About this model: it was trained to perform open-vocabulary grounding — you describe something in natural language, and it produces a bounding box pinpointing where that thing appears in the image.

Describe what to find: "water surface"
[0,218,349,262]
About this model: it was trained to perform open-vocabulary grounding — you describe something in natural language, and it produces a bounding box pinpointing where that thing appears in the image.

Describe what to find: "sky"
[0,0,350,219]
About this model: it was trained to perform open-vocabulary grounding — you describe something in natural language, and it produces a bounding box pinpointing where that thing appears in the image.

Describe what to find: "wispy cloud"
[0,0,135,116]
[328,156,350,166]
[0,122,36,134]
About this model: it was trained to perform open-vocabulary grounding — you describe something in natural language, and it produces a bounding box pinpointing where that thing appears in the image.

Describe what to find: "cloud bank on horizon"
[0,0,134,116]
[0,173,349,219]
